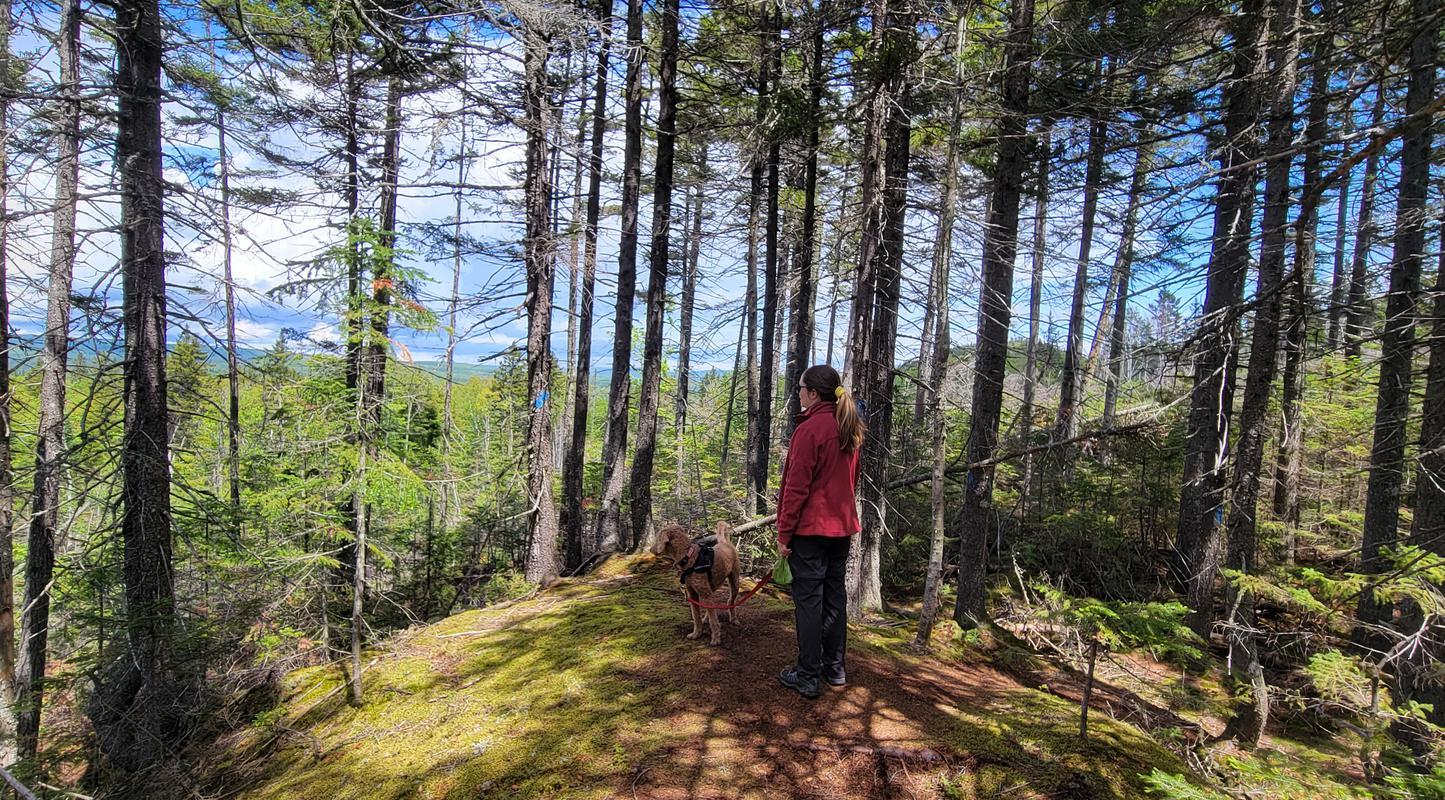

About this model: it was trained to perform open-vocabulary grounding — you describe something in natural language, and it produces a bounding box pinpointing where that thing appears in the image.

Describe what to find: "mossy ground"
[207,556,1362,799]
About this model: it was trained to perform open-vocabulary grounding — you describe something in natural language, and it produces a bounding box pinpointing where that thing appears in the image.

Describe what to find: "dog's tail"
[714,521,733,545]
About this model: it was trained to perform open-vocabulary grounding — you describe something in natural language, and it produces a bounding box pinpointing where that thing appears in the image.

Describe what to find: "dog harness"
[678,540,715,584]
[670,534,775,611]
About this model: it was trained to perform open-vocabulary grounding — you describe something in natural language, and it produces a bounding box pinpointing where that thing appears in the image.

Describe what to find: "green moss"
[928,686,1190,799]
[228,564,691,800]
[216,557,1365,800]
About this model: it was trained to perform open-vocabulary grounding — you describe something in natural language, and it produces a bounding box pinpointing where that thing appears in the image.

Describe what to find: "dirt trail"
[617,569,1054,800]
[214,558,1190,800]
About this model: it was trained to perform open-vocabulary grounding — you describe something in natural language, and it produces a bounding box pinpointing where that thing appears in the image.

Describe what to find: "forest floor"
[192,555,1371,800]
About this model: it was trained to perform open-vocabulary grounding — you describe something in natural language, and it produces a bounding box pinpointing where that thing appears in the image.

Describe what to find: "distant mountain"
[408,360,497,382]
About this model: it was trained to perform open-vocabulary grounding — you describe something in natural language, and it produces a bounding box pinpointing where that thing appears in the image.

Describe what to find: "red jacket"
[776,401,860,547]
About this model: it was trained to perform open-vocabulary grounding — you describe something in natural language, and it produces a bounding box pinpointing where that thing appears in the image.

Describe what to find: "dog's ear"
[714,521,731,542]
[651,526,678,556]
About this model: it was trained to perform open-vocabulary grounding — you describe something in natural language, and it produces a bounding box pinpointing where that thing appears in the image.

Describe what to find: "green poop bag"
[772,553,792,587]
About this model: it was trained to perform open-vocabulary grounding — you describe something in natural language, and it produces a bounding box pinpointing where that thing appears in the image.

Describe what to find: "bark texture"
[92,0,188,770]
[523,28,561,585]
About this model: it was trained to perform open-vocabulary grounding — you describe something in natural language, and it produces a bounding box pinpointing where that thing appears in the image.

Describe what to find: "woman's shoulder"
[800,406,838,437]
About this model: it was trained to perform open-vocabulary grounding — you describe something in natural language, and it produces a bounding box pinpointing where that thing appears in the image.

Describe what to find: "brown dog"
[653,521,741,646]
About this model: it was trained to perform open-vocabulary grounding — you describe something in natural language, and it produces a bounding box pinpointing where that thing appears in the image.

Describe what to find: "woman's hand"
[778,542,792,558]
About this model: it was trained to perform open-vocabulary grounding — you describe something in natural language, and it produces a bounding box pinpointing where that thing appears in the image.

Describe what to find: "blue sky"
[3,0,1395,401]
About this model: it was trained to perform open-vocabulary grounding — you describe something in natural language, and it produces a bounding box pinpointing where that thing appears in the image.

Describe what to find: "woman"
[775,364,866,699]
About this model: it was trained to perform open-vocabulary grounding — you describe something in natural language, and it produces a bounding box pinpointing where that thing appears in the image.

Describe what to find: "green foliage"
[1305,651,1375,711]
[1380,761,1445,800]
[995,414,1186,601]
[1029,581,1205,665]
[1141,769,1227,800]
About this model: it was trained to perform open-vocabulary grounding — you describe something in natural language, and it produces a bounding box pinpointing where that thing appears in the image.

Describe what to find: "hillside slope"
[206,556,1197,799]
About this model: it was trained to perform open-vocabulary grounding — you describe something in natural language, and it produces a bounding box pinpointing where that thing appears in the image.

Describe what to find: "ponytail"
[834,388,865,453]
[799,364,867,453]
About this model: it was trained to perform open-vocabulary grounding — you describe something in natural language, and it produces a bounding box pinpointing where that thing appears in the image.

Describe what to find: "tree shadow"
[215,558,1193,799]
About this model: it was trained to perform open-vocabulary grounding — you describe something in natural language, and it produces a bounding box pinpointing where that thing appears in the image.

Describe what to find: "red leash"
[684,573,774,611]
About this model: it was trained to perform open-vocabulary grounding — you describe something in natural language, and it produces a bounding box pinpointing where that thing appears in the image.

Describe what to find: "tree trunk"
[771,233,790,448]
[744,203,762,501]
[1018,126,1050,511]
[825,175,850,367]
[595,0,644,552]
[332,54,360,661]
[629,0,680,551]
[744,5,772,513]
[18,0,80,759]
[1079,259,1121,403]
[347,426,369,706]
[1356,0,1437,638]
[0,0,14,756]
[722,308,746,479]
[443,116,468,535]
[1102,130,1151,429]
[93,0,183,769]
[1327,152,1352,353]
[1397,198,1445,758]
[1080,636,1098,740]
[1324,90,1353,351]
[849,0,915,620]
[523,27,561,584]
[1219,619,1269,747]
[953,0,1035,625]
[560,79,587,477]
[563,0,611,568]
[344,53,363,395]
[341,73,401,697]
[214,36,242,539]
[752,0,783,515]
[368,74,401,431]
[1173,0,1266,640]
[1272,2,1331,534]
[1222,0,1300,746]
[675,160,704,501]
[914,11,964,647]
[1344,67,1386,359]
[914,256,936,430]
[1052,84,1108,449]
[844,0,891,388]
[785,1,827,441]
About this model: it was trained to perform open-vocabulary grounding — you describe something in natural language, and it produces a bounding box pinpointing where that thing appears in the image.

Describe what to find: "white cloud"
[307,321,342,344]
[234,319,277,344]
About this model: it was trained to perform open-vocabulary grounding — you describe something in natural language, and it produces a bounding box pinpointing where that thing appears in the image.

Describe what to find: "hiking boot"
[823,669,846,687]
[778,666,820,699]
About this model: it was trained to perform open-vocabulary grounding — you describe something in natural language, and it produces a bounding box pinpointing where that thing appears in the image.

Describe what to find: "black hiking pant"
[789,535,851,681]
